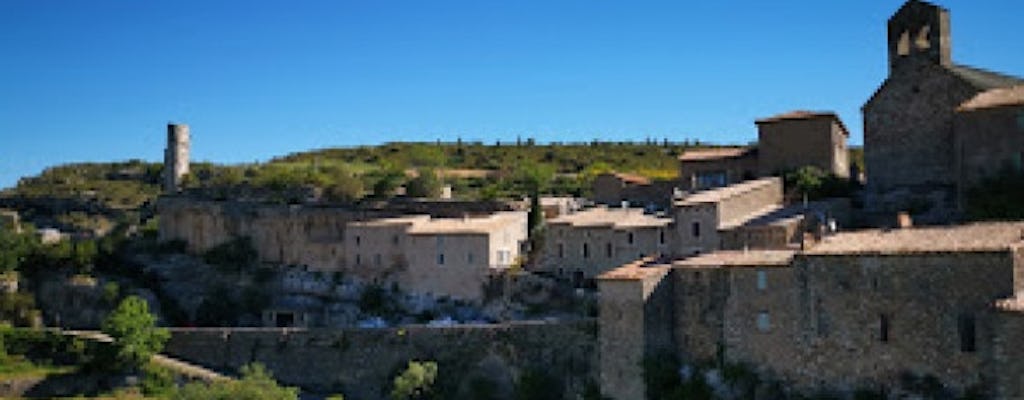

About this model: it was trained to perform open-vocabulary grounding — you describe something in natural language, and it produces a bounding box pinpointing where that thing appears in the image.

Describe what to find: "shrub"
[391,360,438,400]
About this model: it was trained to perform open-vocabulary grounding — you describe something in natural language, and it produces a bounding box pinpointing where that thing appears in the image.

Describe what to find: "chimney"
[896,212,913,229]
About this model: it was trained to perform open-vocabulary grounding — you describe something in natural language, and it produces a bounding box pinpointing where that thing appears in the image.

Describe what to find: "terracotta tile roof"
[548,206,672,228]
[672,250,796,268]
[676,177,780,207]
[597,257,670,281]
[755,110,850,136]
[805,222,1024,255]
[957,85,1024,112]
[677,147,754,162]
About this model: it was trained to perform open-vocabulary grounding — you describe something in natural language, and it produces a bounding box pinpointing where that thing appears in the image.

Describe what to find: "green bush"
[391,360,438,400]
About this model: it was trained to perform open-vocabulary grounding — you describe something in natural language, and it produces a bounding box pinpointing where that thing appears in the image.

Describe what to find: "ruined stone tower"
[163,123,190,193]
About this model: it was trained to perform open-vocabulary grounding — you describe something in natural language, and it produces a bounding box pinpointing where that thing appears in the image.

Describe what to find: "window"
[879,314,890,343]
[606,242,613,258]
[692,222,701,238]
[467,252,474,264]
[756,270,767,291]
[659,229,665,245]
[583,243,590,259]
[436,236,445,246]
[392,235,400,245]
[355,235,361,246]
[437,253,445,266]
[374,254,381,266]
[558,243,564,258]
[959,314,976,352]
[627,232,634,245]
[355,254,361,266]
[757,312,771,332]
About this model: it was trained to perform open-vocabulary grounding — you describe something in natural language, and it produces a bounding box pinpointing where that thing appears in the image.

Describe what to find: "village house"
[538,206,672,285]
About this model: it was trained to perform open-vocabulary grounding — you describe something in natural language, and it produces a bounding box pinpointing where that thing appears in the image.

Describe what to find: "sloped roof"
[957,85,1024,112]
[805,222,1024,255]
[755,110,850,136]
[945,64,1024,91]
[672,250,796,268]
[677,147,755,162]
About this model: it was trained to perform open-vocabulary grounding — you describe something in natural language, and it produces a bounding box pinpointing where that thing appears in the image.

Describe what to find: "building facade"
[863,0,1023,220]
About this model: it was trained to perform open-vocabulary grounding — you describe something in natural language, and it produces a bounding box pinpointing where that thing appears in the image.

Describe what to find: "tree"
[324,168,365,203]
[406,169,442,198]
[101,295,170,370]
[391,360,438,400]
[178,362,299,400]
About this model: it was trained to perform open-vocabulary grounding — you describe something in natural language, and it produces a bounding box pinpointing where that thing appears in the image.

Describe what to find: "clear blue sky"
[2,0,1022,189]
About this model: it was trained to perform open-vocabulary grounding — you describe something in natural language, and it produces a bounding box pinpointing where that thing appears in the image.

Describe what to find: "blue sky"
[2,1,1022,189]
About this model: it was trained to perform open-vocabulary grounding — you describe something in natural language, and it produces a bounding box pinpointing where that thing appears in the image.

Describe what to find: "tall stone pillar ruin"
[163,123,190,193]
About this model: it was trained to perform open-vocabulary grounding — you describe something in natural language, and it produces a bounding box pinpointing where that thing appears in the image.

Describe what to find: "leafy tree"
[178,362,299,400]
[406,169,442,198]
[324,167,365,203]
[372,168,406,198]
[101,295,170,370]
[391,360,438,400]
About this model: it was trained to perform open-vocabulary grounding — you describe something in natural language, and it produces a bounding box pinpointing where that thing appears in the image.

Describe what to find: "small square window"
[757,312,771,332]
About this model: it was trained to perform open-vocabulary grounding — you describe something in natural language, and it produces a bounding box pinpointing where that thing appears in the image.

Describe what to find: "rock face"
[163,320,598,400]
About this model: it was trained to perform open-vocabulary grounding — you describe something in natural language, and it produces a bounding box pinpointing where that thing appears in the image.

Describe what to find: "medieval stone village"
[2,1,1024,399]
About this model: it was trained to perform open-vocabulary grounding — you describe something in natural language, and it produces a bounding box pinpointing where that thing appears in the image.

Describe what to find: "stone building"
[676,110,850,194]
[538,207,672,285]
[598,222,1024,399]
[0,209,20,234]
[157,196,527,302]
[756,111,849,178]
[863,0,1023,220]
[955,85,1024,204]
[163,123,190,193]
[677,147,758,191]
[592,173,677,211]
[671,177,784,256]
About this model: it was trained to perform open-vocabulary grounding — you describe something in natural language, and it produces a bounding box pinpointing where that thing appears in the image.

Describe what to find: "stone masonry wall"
[734,252,1016,393]
[164,320,597,400]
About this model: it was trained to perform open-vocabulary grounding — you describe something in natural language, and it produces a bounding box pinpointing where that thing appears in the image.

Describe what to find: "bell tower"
[887,0,951,72]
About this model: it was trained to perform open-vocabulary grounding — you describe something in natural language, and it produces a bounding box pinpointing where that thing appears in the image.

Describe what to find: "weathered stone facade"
[157,197,527,302]
[955,87,1024,204]
[598,222,1024,399]
[677,147,759,191]
[539,207,672,283]
[756,111,849,178]
[163,123,190,193]
[672,177,784,256]
[162,320,597,400]
[863,1,1023,219]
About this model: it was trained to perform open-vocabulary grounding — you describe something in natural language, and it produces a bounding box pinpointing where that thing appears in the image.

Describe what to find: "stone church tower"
[163,123,190,193]
[863,0,1023,222]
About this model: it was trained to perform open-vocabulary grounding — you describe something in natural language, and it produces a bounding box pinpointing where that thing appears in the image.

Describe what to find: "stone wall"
[757,117,848,178]
[863,58,978,215]
[163,320,597,400]
[990,308,1024,399]
[721,251,1015,394]
[955,103,1024,204]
